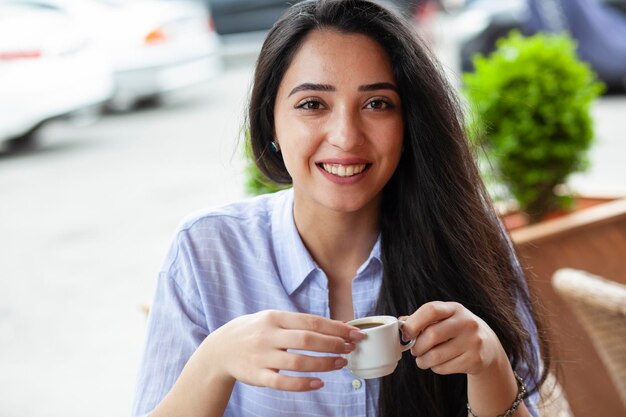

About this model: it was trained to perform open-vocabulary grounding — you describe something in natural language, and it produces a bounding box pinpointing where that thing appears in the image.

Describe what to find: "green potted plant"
[245,157,288,195]
[243,133,289,196]
[463,31,604,224]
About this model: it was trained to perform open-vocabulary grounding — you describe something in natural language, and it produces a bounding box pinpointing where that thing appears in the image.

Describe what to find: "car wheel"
[106,92,137,113]
[134,94,163,110]
[7,125,41,151]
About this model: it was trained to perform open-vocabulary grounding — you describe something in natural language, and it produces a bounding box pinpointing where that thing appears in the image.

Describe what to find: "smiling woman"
[131,1,551,417]
[274,30,403,217]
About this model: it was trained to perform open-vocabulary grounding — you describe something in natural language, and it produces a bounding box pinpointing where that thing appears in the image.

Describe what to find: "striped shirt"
[131,188,539,417]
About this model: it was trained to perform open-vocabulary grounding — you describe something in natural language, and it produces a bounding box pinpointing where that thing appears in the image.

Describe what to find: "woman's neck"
[293,198,380,284]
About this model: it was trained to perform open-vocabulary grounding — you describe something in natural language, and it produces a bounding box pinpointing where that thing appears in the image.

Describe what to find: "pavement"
[572,95,626,196]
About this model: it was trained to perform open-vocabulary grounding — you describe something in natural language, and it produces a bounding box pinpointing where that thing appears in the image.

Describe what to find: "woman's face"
[274,29,404,217]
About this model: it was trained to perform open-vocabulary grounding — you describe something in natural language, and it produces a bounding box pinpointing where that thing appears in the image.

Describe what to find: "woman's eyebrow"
[287,82,398,97]
[358,82,398,93]
[288,83,335,97]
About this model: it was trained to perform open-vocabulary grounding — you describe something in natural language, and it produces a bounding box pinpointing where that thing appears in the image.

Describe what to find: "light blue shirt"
[131,189,539,417]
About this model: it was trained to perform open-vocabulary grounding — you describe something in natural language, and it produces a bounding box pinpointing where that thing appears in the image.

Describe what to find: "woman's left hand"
[401,301,508,376]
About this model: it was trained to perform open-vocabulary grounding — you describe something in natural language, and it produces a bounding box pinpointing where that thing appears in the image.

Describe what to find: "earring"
[270,140,281,152]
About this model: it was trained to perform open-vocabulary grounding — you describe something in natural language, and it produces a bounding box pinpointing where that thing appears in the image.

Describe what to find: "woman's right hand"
[201,310,366,391]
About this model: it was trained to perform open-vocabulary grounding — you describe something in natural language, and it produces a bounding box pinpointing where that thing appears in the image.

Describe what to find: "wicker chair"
[552,268,626,407]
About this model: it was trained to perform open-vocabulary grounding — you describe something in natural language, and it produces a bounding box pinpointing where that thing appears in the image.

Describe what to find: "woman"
[132,1,550,416]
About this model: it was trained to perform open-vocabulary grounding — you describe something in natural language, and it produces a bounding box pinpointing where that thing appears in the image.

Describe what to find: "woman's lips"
[315,161,372,184]
[320,163,367,177]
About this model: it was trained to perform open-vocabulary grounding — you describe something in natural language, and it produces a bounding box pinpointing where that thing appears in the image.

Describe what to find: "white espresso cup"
[345,315,416,379]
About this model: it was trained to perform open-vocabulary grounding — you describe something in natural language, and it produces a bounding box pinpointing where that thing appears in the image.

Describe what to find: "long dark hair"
[248,1,550,416]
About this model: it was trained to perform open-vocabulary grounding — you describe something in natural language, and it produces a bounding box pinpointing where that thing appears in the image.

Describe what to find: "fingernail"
[310,380,324,389]
[335,358,348,368]
[344,342,356,352]
[349,330,367,341]
[401,332,410,342]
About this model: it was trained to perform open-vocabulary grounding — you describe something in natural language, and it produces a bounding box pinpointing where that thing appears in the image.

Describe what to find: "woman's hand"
[401,302,531,416]
[401,301,508,376]
[201,310,365,392]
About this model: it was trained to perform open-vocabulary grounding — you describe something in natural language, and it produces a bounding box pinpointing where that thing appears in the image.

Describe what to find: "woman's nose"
[326,108,364,151]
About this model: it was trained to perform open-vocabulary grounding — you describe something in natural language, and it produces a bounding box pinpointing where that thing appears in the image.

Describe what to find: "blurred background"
[1,0,625,416]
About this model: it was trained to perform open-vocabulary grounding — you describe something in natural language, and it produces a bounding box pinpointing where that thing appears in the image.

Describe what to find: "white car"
[19,0,224,111]
[0,2,114,146]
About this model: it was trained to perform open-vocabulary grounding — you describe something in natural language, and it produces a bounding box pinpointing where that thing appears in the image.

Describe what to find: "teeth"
[321,163,366,177]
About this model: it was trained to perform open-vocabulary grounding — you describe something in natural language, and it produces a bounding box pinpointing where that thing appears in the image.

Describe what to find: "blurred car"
[0,1,113,147]
[456,0,626,89]
[208,0,303,35]
[207,0,422,36]
[19,0,223,111]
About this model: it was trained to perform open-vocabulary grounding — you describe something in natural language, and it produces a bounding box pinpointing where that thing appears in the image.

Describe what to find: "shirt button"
[351,379,362,390]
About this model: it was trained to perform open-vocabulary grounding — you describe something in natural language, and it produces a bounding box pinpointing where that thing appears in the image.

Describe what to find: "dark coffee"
[354,322,385,330]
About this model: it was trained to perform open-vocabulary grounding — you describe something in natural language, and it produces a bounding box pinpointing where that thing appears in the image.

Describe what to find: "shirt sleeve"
[130,231,209,417]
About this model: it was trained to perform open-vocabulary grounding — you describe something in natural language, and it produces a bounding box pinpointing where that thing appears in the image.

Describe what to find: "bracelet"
[467,370,528,417]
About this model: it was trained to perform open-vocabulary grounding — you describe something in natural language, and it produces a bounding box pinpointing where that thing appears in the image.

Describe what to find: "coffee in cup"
[345,315,415,379]
[353,322,386,330]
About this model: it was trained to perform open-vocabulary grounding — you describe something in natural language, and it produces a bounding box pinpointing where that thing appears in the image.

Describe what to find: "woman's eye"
[297,100,323,110]
[366,99,393,110]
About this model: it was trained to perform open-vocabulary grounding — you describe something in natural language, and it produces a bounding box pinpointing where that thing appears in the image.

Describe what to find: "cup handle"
[398,320,416,352]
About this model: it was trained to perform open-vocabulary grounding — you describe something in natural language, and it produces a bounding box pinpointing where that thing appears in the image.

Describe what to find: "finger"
[402,301,458,340]
[428,351,471,376]
[414,338,465,370]
[271,352,348,373]
[276,311,366,342]
[411,312,465,357]
[259,370,325,392]
[276,329,356,354]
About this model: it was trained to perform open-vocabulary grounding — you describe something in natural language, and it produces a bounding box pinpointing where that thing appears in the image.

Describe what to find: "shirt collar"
[272,189,318,295]
[358,236,382,274]
[271,188,383,295]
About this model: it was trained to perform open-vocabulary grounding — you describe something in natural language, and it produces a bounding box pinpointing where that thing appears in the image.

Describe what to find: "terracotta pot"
[500,196,616,231]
